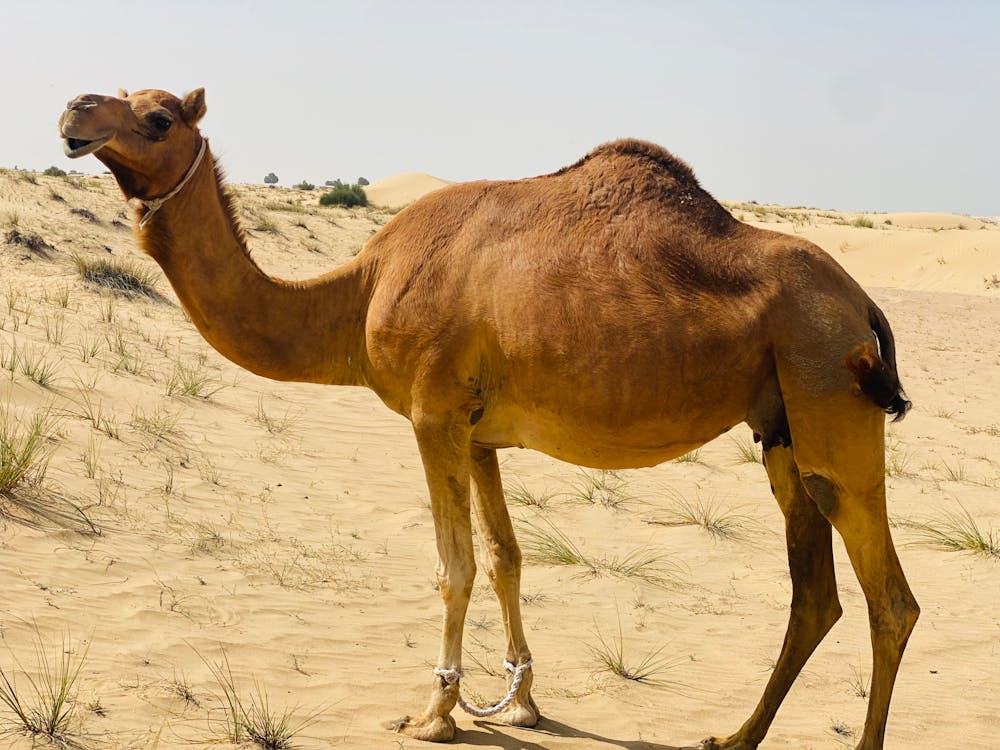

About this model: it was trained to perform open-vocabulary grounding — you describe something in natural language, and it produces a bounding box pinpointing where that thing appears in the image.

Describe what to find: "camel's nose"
[66,94,101,111]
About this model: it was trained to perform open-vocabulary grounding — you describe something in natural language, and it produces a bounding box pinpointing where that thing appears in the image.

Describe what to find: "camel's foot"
[490,696,539,728]
[700,734,758,750]
[386,712,456,742]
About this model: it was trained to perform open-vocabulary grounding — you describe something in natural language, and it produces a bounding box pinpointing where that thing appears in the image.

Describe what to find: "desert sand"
[363,172,451,210]
[0,168,997,749]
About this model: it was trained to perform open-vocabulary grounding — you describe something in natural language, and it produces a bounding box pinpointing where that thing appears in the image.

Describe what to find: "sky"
[3,1,997,215]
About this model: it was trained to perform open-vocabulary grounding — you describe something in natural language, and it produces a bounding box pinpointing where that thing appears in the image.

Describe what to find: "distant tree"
[324,179,344,188]
[357,177,369,186]
[264,172,278,186]
[293,180,315,191]
[319,184,368,208]
[43,166,67,177]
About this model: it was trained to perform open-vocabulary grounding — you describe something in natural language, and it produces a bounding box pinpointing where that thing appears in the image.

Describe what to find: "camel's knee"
[482,539,521,587]
[800,473,839,517]
[436,558,476,602]
[871,586,920,643]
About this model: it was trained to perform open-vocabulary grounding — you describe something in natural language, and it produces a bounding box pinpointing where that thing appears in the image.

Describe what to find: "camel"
[58,88,919,750]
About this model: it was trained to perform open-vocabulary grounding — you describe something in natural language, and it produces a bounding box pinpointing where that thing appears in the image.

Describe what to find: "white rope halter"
[135,137,207,229]
[433,658,533,718]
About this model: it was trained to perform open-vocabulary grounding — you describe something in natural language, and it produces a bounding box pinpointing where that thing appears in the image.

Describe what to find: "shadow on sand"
[451,715,703,750]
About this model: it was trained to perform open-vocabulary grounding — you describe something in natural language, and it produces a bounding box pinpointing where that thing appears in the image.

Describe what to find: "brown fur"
[59,88,919,750]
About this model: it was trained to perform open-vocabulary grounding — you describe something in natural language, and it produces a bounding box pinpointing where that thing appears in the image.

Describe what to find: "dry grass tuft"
[518,518,682,587]
[200,649,318,749]
[649,492,760,541]
[0,632,89,748]
[902,504,999,560]
[589,615,683,687]
[71,253,161,298]
[571,469,637,511]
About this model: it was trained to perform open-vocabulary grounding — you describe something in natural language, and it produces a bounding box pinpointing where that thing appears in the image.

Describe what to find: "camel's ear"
[181,88,207,125]
[117,88,128,99]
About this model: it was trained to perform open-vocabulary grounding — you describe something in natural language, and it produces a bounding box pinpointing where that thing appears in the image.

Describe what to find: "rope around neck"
[136,138,207,229]
[433,658,533,718]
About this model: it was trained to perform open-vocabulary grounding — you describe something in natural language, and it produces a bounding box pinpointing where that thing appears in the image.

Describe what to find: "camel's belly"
[471,403,740,470]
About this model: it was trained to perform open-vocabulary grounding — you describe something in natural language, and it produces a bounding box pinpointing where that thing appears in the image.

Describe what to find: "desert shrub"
[71,253,160,297]
[319,185,367,208]
[292,180,315,191]
[43,166,67,178]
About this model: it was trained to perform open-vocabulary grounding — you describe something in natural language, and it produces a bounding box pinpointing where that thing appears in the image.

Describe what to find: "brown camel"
[58,88,919,750]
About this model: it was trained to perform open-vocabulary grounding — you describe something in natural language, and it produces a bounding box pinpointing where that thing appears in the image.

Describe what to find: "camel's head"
[58,88,206,200]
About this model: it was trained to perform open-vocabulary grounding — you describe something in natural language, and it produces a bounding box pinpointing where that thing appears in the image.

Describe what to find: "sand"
[363,172,452,210]
[0,169,997,749]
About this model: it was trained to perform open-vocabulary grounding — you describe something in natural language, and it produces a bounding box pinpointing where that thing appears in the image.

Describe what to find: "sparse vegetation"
[649,493,758,541]
[0,403,56,497]
[519,518,680,586]
[903,504,999,559]
[0,632,88,747]
[70,207,99,223]
[504,479,554,509]
[72,253,160,297]
[166,359,224,398]
[4,229,54,256]
[200,649,317,749]
[732,434,762,464]
[851,216,875,229]
[589,614,681,686]
[572,469,635,510]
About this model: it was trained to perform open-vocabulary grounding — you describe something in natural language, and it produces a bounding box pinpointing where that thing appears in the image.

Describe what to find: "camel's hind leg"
[786,393,919,750]
[468,445,538,726]
[703,442,842,750]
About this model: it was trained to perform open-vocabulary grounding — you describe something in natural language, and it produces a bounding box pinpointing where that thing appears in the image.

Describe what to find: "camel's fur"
[59,88,918,750]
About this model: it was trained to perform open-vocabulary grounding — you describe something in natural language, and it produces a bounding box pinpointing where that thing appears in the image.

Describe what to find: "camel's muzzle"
[62,134,112,159]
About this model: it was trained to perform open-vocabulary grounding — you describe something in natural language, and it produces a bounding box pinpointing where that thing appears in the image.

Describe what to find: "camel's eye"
[150,114,173,133]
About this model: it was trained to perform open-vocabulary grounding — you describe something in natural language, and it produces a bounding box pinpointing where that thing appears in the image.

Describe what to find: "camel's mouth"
[63,134,112,159]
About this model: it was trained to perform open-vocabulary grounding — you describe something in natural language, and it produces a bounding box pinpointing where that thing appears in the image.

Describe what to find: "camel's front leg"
[390,416,475,742]
[469,445,538,727]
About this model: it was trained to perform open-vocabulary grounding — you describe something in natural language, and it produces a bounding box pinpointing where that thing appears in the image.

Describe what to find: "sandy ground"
[0,168,998,750]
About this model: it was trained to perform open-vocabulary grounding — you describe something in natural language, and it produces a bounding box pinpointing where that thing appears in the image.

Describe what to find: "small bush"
[851,216,874,229]
[43,166,67,178]
[319,184,368,208]
[70,208,99,223]
[292,180,315,191]
[4,230,53,256]
[72,253,160,297]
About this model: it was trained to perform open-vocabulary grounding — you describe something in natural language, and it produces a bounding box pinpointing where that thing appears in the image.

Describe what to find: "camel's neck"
[136,149,371,387]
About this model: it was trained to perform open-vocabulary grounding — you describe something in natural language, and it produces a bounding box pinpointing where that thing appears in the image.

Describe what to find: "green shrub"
[319,184,368,208]
[292,180,315,191]
[43,166,67,178]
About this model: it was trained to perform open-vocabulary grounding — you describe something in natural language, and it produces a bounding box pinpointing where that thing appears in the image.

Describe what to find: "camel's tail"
[845,305,911,421]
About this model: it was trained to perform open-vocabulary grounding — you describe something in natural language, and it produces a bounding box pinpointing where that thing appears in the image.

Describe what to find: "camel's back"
[366,139,760,300]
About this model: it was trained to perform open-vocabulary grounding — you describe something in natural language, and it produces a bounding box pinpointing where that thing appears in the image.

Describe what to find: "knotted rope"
[433,658,533,718]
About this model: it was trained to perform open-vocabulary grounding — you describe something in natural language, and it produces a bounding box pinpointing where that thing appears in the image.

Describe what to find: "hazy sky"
[4,1,997,214]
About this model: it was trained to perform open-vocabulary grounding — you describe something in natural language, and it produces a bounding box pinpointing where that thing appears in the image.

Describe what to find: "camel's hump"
[550,138,701,188]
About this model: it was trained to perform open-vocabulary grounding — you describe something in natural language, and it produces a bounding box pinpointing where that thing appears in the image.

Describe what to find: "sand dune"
[0,168,997,749]
[363,171,452,209]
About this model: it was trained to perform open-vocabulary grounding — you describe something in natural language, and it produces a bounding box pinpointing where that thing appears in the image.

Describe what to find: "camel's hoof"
[386,713,456,742]
[492,701,538,728]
